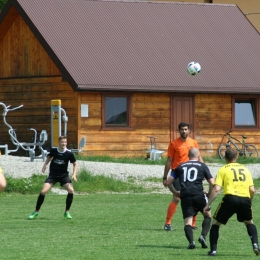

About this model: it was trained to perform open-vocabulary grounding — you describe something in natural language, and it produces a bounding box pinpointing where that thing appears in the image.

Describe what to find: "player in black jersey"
[166,148,214,249]
[28,136,78,219]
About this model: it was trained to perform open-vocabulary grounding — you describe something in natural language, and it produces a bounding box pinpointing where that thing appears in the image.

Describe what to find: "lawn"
[0,193,259,260]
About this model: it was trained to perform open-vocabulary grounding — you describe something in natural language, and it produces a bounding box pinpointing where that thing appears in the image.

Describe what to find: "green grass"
[76,154,260,165]
[0,194,260,260]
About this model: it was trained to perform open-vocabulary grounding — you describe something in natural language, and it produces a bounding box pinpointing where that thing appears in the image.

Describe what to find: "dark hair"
[58,136,67,141]
[178,122,190,130]
[225,148,237,162]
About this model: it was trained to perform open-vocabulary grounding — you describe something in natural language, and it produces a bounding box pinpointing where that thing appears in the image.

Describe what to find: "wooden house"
[0,0,260,157]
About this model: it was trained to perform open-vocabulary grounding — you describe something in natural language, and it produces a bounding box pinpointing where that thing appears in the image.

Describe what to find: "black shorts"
[181,193,208,219]
[171,171,181,191]
[45,176,72,187]
[213,195,252,225]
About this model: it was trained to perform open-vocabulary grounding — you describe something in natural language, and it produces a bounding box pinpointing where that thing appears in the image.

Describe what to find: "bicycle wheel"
[218,143,237,159]
[244,144,259,159]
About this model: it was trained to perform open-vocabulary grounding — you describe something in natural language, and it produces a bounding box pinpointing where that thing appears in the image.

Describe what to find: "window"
[233,97,258,128]
[101,94,132,129]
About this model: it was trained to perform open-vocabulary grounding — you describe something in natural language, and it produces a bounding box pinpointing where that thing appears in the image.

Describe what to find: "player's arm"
[206,178,214,197]
[249,185,255,200]
[71,161,78,182]
[42,156,53,173]
[163,156,172,187]
[204,184,221,212]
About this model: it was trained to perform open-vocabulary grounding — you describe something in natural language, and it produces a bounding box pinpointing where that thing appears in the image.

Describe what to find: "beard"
[180,132,188,139]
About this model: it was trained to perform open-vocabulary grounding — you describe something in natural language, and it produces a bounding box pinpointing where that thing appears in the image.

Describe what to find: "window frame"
[101,93,133,130]
[232,95,259,130]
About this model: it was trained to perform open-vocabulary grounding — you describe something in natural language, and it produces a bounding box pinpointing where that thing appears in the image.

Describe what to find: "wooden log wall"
[79,93,171,157]
[79,93,260,158]
[195,94,260,157]
[0,14,78,155]
[0,77,78,156]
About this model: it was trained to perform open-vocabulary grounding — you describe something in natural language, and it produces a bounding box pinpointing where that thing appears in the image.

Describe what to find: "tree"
[0,0,8,11]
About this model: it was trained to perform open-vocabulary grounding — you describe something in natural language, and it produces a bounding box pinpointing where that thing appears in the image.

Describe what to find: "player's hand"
[72,175,78,182]
[42,165,46,173]
[163,179,168,187]
[203,204,211,213]
[174,190,180,198]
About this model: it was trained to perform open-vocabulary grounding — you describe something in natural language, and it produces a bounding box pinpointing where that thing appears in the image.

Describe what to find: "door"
[171,95,195,141]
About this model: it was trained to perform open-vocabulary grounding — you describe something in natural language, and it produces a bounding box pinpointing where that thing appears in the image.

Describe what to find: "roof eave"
[7,0,78,91]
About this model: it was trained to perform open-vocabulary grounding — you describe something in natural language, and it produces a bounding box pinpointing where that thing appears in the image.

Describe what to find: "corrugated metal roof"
[3,0,260,93]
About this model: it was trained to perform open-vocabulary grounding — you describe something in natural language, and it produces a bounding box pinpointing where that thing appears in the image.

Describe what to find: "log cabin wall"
[195,94,260,157]
[79,93,171,157]
[0,14,78,154]
[79,92,260,158]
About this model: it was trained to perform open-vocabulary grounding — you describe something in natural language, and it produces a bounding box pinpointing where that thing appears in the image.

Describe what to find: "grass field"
[0,193,260,260]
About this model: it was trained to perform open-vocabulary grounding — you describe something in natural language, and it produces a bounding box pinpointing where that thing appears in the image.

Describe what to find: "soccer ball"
[187,62,201,75]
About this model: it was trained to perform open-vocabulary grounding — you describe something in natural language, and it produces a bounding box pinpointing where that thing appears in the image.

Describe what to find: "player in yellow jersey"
[204,148,260,257]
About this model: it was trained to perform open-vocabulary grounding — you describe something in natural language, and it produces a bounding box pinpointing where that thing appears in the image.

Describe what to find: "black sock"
[209,224,219,252]
[247,223,259,245]
[201,217,211,238]
[184,225,193,244]
[36,193,45,211]
[66,193,73,211]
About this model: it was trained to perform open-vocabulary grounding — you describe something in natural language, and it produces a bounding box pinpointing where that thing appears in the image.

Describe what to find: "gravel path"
[1,155,260,180]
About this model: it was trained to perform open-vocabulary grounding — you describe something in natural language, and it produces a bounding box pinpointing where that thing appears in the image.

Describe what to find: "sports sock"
[66,193,74,211]
[247,223,259,245]
[192,215,197,227]
[209,224,219,252]
[201,216,211,238]
[36,193,45,211]
[165,201,178,224]
[184,225,194,243]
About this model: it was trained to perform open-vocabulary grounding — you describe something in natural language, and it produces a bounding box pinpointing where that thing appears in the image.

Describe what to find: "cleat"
[64,211,72,219]
[198,235,208,248]
[164,224,172,231]
[187,241,196,249]
[207,251,217,256]
[192,226,198,230]
[253,244,260,256]
[29,211,39,220]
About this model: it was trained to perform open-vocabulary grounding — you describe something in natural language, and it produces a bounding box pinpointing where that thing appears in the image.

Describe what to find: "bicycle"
[218,129,259,160]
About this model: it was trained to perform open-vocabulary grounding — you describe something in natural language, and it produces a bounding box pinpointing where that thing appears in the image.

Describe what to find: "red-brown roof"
[1,0,260,93]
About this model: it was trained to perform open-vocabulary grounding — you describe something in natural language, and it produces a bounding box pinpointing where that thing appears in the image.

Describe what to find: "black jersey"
[173,160,213,198]
[47,148,76,178]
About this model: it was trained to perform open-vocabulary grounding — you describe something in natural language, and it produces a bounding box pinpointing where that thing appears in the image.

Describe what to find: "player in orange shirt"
[163,122,203,231]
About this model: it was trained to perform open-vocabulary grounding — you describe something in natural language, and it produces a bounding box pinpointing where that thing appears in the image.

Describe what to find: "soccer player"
[28,136,78,219]
[162,122,203,231]
[204,148,260,256]
[166,148,214,249]
[0,167,7,193]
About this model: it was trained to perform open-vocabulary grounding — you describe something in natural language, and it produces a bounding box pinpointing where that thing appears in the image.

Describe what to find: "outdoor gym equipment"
[0,102,48,162]
[51,99,86,153]
[147,136,164,160]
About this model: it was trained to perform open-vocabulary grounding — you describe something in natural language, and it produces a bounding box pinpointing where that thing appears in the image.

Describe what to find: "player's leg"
[208,195,235,256]
[62,177,74,219]
[28,181,53,219]
[238,197,260,256]
[164,195,179,231]
[164,179,181,231]
[184,216,196,249]
[181,196,196,249]
[196,194,211,248]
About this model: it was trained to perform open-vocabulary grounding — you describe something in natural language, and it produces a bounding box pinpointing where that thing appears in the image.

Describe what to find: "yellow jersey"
[215,163,254,198]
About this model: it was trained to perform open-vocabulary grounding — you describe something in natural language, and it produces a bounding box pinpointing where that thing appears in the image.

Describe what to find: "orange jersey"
[167,137,199,169]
